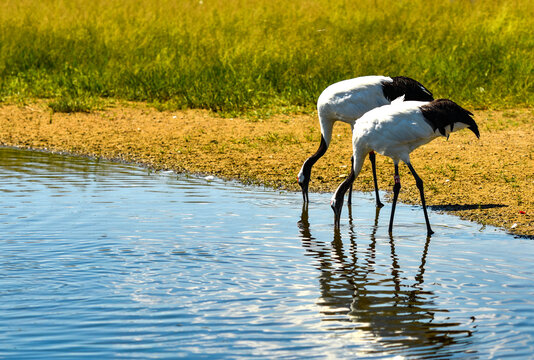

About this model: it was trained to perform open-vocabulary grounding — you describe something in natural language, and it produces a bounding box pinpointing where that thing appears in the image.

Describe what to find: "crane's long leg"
[388,163,401,234]
[347,156,354,206]
[369,151,384,208]
[406,163,434,236]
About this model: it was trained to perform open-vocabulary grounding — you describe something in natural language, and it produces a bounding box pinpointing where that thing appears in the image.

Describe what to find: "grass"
[0,0,533,113]
[48,94,99,113]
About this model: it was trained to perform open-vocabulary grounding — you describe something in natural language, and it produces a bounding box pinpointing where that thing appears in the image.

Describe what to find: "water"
[0,147,533,359]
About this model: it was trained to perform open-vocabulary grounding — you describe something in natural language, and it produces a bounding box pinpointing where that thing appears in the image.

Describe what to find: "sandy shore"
[1,102,532,236]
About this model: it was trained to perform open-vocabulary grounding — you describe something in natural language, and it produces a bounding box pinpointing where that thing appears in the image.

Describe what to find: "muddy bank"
[0,102,532,236]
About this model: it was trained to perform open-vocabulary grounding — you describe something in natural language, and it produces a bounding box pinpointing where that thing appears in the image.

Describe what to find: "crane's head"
[297,166,310,203]
[331,194,344,228]
[330,161,356,228]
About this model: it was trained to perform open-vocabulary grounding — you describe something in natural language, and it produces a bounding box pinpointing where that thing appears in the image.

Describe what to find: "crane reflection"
[298,205,475,358]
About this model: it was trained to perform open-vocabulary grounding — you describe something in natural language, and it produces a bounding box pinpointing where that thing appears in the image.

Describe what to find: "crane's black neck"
[302,135,328,179]
[332,157,356,205]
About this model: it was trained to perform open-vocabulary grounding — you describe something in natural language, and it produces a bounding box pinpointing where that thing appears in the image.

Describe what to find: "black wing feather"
[420,99,479,138]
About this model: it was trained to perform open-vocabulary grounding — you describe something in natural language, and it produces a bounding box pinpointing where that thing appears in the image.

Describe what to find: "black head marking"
[381,76,434,102]
[419,99,480,138]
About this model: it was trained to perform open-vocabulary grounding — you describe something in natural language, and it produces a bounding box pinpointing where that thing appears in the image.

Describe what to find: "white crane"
[298,75,434,205]
[330,98,480,235]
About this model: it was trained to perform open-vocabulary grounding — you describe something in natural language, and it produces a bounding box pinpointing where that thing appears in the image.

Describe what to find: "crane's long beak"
[331,164,356,227]
[300,182,309,203]
[333,209,341,228]
[331,197,343,228]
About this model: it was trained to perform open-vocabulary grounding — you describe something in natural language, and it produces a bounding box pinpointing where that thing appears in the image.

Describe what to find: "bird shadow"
[428,203,507,211]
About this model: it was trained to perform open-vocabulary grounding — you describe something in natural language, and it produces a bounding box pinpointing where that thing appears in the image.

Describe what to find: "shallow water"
[0,147,533,359]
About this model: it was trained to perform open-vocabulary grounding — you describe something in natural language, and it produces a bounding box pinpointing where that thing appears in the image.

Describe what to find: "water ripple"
[1,147,534,359]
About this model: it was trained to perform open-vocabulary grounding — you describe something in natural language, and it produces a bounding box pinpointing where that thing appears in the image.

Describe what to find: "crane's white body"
[298,75,434,204]
[317,75,392,147]
[351,99,468,171]
[331,97,479,235]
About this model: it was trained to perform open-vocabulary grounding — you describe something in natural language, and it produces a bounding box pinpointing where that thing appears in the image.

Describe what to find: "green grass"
[0,0,532,113]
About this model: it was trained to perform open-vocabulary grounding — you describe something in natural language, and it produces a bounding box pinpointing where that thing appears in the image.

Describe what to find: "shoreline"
[0,101,532,237]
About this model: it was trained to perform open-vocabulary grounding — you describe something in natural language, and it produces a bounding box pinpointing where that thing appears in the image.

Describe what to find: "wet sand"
[0,101,532,236]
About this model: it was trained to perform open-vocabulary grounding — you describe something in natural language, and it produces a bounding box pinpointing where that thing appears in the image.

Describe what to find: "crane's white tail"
[391,95,405,105]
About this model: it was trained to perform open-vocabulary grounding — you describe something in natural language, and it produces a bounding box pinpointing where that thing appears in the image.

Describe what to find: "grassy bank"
[1,0,533,113]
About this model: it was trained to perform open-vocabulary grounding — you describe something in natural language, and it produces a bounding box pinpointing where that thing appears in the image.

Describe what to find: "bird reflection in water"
[298,205,475,358]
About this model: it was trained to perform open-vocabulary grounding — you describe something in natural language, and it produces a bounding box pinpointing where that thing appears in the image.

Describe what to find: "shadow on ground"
[429,204,507,211]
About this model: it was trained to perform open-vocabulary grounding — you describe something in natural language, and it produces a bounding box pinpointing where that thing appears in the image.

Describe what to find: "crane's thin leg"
[347,156,354,206]
[369,151,384,208]
[406,163,434,236]
[388,163,401,234]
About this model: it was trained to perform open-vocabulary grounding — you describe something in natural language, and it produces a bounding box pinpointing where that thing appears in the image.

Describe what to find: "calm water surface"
[0,147,533,359]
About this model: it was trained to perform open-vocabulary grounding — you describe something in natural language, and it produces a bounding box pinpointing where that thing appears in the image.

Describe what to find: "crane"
[298,75,434,205]
[330,98,480,235]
